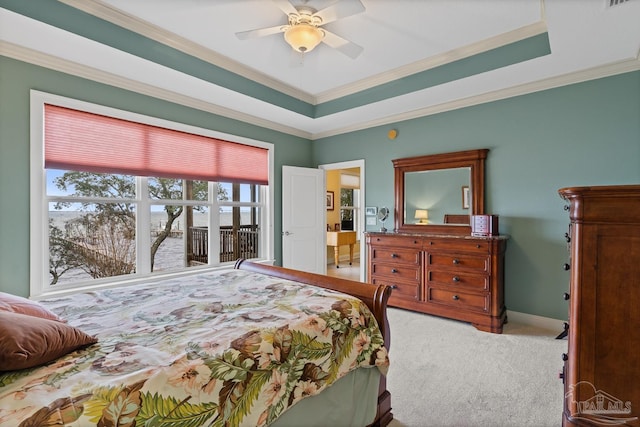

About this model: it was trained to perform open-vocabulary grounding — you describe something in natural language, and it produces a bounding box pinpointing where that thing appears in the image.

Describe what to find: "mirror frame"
[393,149,488,235]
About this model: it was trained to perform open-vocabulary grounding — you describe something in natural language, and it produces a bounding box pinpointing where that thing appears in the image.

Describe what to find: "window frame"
[30,90,274,298]
[339,187,361,235]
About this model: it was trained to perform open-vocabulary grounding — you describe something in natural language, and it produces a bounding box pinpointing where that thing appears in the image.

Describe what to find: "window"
[31,91,274,297]
[340,188,355,231]
[339,173,360,233]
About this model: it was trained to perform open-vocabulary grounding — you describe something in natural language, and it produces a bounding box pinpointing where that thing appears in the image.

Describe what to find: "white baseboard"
[507,310,566,333]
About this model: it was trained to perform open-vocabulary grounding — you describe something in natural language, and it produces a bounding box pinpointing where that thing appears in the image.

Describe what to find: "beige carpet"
[385,308,566,427]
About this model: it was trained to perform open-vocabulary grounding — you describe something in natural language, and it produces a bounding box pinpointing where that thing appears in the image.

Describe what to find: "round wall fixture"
[387,129,398,140]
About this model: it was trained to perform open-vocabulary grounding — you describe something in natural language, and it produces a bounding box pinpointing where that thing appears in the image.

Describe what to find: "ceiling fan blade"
[236,25,286,40]
[313,0,365,25]
[322,30,363,59]
[271,0,298,16]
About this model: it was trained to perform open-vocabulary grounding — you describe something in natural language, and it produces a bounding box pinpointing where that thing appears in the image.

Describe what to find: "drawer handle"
[391,268,398,273]
[391,253,398,258]
[452,276,460,282]
[452,295,460,301]
[452,259,460,265]
[390,285,398,289]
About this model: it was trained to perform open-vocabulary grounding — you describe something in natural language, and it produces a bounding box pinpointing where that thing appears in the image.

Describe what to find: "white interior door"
[282,166,326,273]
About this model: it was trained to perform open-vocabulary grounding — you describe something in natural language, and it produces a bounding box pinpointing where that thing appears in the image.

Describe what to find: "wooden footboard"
[234,259,393,427]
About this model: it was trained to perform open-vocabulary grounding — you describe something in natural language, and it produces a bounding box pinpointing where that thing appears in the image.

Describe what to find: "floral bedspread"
[0,269,389,426]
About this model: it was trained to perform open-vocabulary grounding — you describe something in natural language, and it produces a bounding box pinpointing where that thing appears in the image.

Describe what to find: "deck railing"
[188,225,258,264]
[189,227,209,264]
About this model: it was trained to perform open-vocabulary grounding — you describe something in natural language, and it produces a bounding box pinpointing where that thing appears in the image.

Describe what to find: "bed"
[0,260,393,426]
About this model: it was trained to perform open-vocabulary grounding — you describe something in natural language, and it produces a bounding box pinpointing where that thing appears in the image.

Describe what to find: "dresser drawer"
[371,262,420,282]
[371,277,419,301]
[427,270,489,291]
[369,234,423,248]
[370,247,420,265]
[426,252,489,273]
[371,277,418,301]
[427,287,489,313]
[423,238,489,253]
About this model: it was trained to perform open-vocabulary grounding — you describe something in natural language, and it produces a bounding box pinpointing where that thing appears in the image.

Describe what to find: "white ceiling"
[1,0,639,139]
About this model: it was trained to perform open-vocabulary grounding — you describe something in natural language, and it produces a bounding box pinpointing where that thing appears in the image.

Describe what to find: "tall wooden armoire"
[559,185,640,426]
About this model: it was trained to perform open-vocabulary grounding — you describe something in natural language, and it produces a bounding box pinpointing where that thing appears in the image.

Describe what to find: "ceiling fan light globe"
[284,24,323,53]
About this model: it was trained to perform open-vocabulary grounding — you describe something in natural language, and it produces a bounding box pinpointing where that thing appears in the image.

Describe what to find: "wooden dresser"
[559,185,640,426]
[366,232,508,333]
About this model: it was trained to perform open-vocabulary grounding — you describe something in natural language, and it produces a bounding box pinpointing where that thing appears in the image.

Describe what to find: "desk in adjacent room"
[327,231,357,268]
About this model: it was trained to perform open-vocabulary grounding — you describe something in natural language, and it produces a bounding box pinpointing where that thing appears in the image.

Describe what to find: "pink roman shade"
[44,104,269,185]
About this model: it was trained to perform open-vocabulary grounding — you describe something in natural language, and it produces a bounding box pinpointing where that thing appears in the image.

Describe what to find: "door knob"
[282,231,293,236]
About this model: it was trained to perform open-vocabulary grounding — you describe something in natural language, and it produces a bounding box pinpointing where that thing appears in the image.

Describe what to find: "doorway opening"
[319,160,365,282]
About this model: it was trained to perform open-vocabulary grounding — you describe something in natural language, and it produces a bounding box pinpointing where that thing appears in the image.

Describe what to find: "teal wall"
[312,70,640,321]
[1,51,638,321]
[0,56,312,298]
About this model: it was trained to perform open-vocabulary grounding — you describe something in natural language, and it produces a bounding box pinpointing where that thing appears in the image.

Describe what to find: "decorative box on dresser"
[366,232,508,333]
[559,185,640,426]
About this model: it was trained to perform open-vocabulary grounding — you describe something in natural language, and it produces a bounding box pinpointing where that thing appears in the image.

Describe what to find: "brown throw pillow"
[0,292,65,322]
[0,311,97,371]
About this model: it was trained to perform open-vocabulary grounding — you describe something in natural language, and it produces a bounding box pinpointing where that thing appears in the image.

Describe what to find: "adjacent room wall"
[0,56,312,298]
[312,70,640,321]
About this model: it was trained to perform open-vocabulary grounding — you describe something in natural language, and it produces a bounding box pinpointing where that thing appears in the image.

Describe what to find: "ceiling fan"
[235,0,365,59]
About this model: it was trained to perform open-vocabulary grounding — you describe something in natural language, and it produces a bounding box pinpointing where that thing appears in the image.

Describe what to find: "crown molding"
[314,20,549,104]
[3,40,637,142]
[58,0,549,108]
[57,0,317,105]
[310,55,640,140]
[0,41,312,140]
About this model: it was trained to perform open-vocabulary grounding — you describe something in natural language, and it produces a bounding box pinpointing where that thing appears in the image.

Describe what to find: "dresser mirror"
[393,149,488,235]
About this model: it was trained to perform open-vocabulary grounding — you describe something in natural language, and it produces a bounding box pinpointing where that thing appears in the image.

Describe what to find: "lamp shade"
[284,24,324,53]
[415,209,429,224]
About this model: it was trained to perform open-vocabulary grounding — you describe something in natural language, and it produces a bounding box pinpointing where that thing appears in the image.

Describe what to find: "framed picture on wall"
[365,206,377,216]
[462,186,470,209]
[326,191,334,210]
